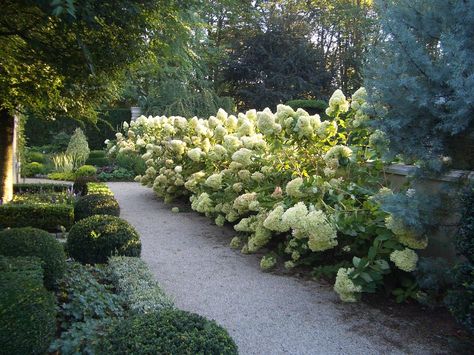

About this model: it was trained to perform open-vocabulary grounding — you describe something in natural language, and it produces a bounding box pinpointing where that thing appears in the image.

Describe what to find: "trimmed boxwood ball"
[75,164,98,178]
[0,227,67,289]
[74,193,120,221]
[67,215,141,264]
[97,309,238,355]
[0,267,56,355]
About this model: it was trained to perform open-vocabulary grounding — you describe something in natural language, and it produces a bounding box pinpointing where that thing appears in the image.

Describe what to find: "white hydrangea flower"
[285,177,304,198]
[326,89,350,116]
[232,148,253,166]
[281,202,308,230]
[260,255,276,270]
[301,211,338,252]
[263,205,289,232]
[390,248,418,272]
[324,145,352,161]
[205,173,222,190]
[233,192,257,214]
[334,267,362,302]
[187,147,203,162]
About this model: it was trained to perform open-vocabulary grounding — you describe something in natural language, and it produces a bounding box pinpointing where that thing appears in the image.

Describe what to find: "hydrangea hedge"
[107,88,425,302]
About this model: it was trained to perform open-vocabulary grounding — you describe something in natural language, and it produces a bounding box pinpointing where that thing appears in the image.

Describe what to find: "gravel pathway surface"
[108,182,443,355]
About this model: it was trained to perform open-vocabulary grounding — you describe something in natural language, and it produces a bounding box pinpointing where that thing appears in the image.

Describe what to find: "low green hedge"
[0,203,74,231]
[107,256,173,313]
[0,227,67,289]
[286,99,328,116]
[86,182,113,196]
[97,309,238,355]
[47,172,76,181]
[67,215,141,264]
[86,150,109,167]
[14,183,72,193]
[0,257,56,355]
[74,194,120,221]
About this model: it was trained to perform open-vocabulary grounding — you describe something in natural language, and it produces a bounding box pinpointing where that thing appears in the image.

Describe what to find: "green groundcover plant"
[107,88,431,302]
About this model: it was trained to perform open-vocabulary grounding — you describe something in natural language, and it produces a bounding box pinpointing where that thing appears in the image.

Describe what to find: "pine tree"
[364,0,474,170]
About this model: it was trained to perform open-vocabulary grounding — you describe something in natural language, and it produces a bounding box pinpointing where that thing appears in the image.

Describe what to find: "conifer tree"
[365,0,474,170]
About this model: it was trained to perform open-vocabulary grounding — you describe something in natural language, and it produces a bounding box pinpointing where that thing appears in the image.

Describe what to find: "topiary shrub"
[97,309,238,355]
[86,150,109,167]
[67,215,141,264]
[0,227,67,288]
[0,261,56,355]
[75,164,98,178]
[74,194,120,221]
[27,151,47,164]
[22,162,45,177]
[286,99,328,116]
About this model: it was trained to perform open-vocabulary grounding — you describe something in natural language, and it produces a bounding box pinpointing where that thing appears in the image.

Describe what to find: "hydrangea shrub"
[108,88,427,302]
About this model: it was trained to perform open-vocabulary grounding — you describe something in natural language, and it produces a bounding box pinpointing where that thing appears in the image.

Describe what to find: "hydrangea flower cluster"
[390,248,419,272]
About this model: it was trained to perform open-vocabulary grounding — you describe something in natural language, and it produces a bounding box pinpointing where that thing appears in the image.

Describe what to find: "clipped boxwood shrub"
[86,150,109,167]
[67,215,141,264]
[75,164,98,178]
[97,309,238,355]
[0,255,44,285]
[74,194,120,221]
[0,203,74,231]
[0,227,67,289]
[0,264,56,355]
[86,182,113,196]
[28,151,47,163]
[14,183,72,194]
[286,99,328,116]
[22,162,45,177]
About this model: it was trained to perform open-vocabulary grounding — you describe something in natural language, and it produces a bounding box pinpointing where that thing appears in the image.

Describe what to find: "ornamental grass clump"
[107,88,431,303]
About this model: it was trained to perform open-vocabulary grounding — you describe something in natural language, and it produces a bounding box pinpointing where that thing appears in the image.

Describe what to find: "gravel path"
[108,182,443,355]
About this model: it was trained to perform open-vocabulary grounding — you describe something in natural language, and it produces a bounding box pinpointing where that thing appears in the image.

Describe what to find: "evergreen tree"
[364,0,474,170]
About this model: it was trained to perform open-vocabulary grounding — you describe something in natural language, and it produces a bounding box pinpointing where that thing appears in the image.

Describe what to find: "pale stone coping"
[384,164,474,183]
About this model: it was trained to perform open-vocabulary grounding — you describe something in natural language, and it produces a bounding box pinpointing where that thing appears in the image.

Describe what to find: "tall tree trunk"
[0,109,14,203]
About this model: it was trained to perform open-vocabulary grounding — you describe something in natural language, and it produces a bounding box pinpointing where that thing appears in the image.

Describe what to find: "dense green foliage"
[25,110,132,151]
[223,23,331,110]
[75,165,97,178]
[51,262,124,355]
[107,256,173,313]
[14,183,72,193]
[22,161,46,177]
[73,176,99,195]
[0,257,56,355]
[0,227,67,288]
[0,203,74,231]
[67,215,141,264]
[74,194,120,221]
[286,99,329,116]
[445,188,474,334]
[98,309,238,355]
[365,0,474,169]
[86,150,109,167]
[86,182,114,196]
